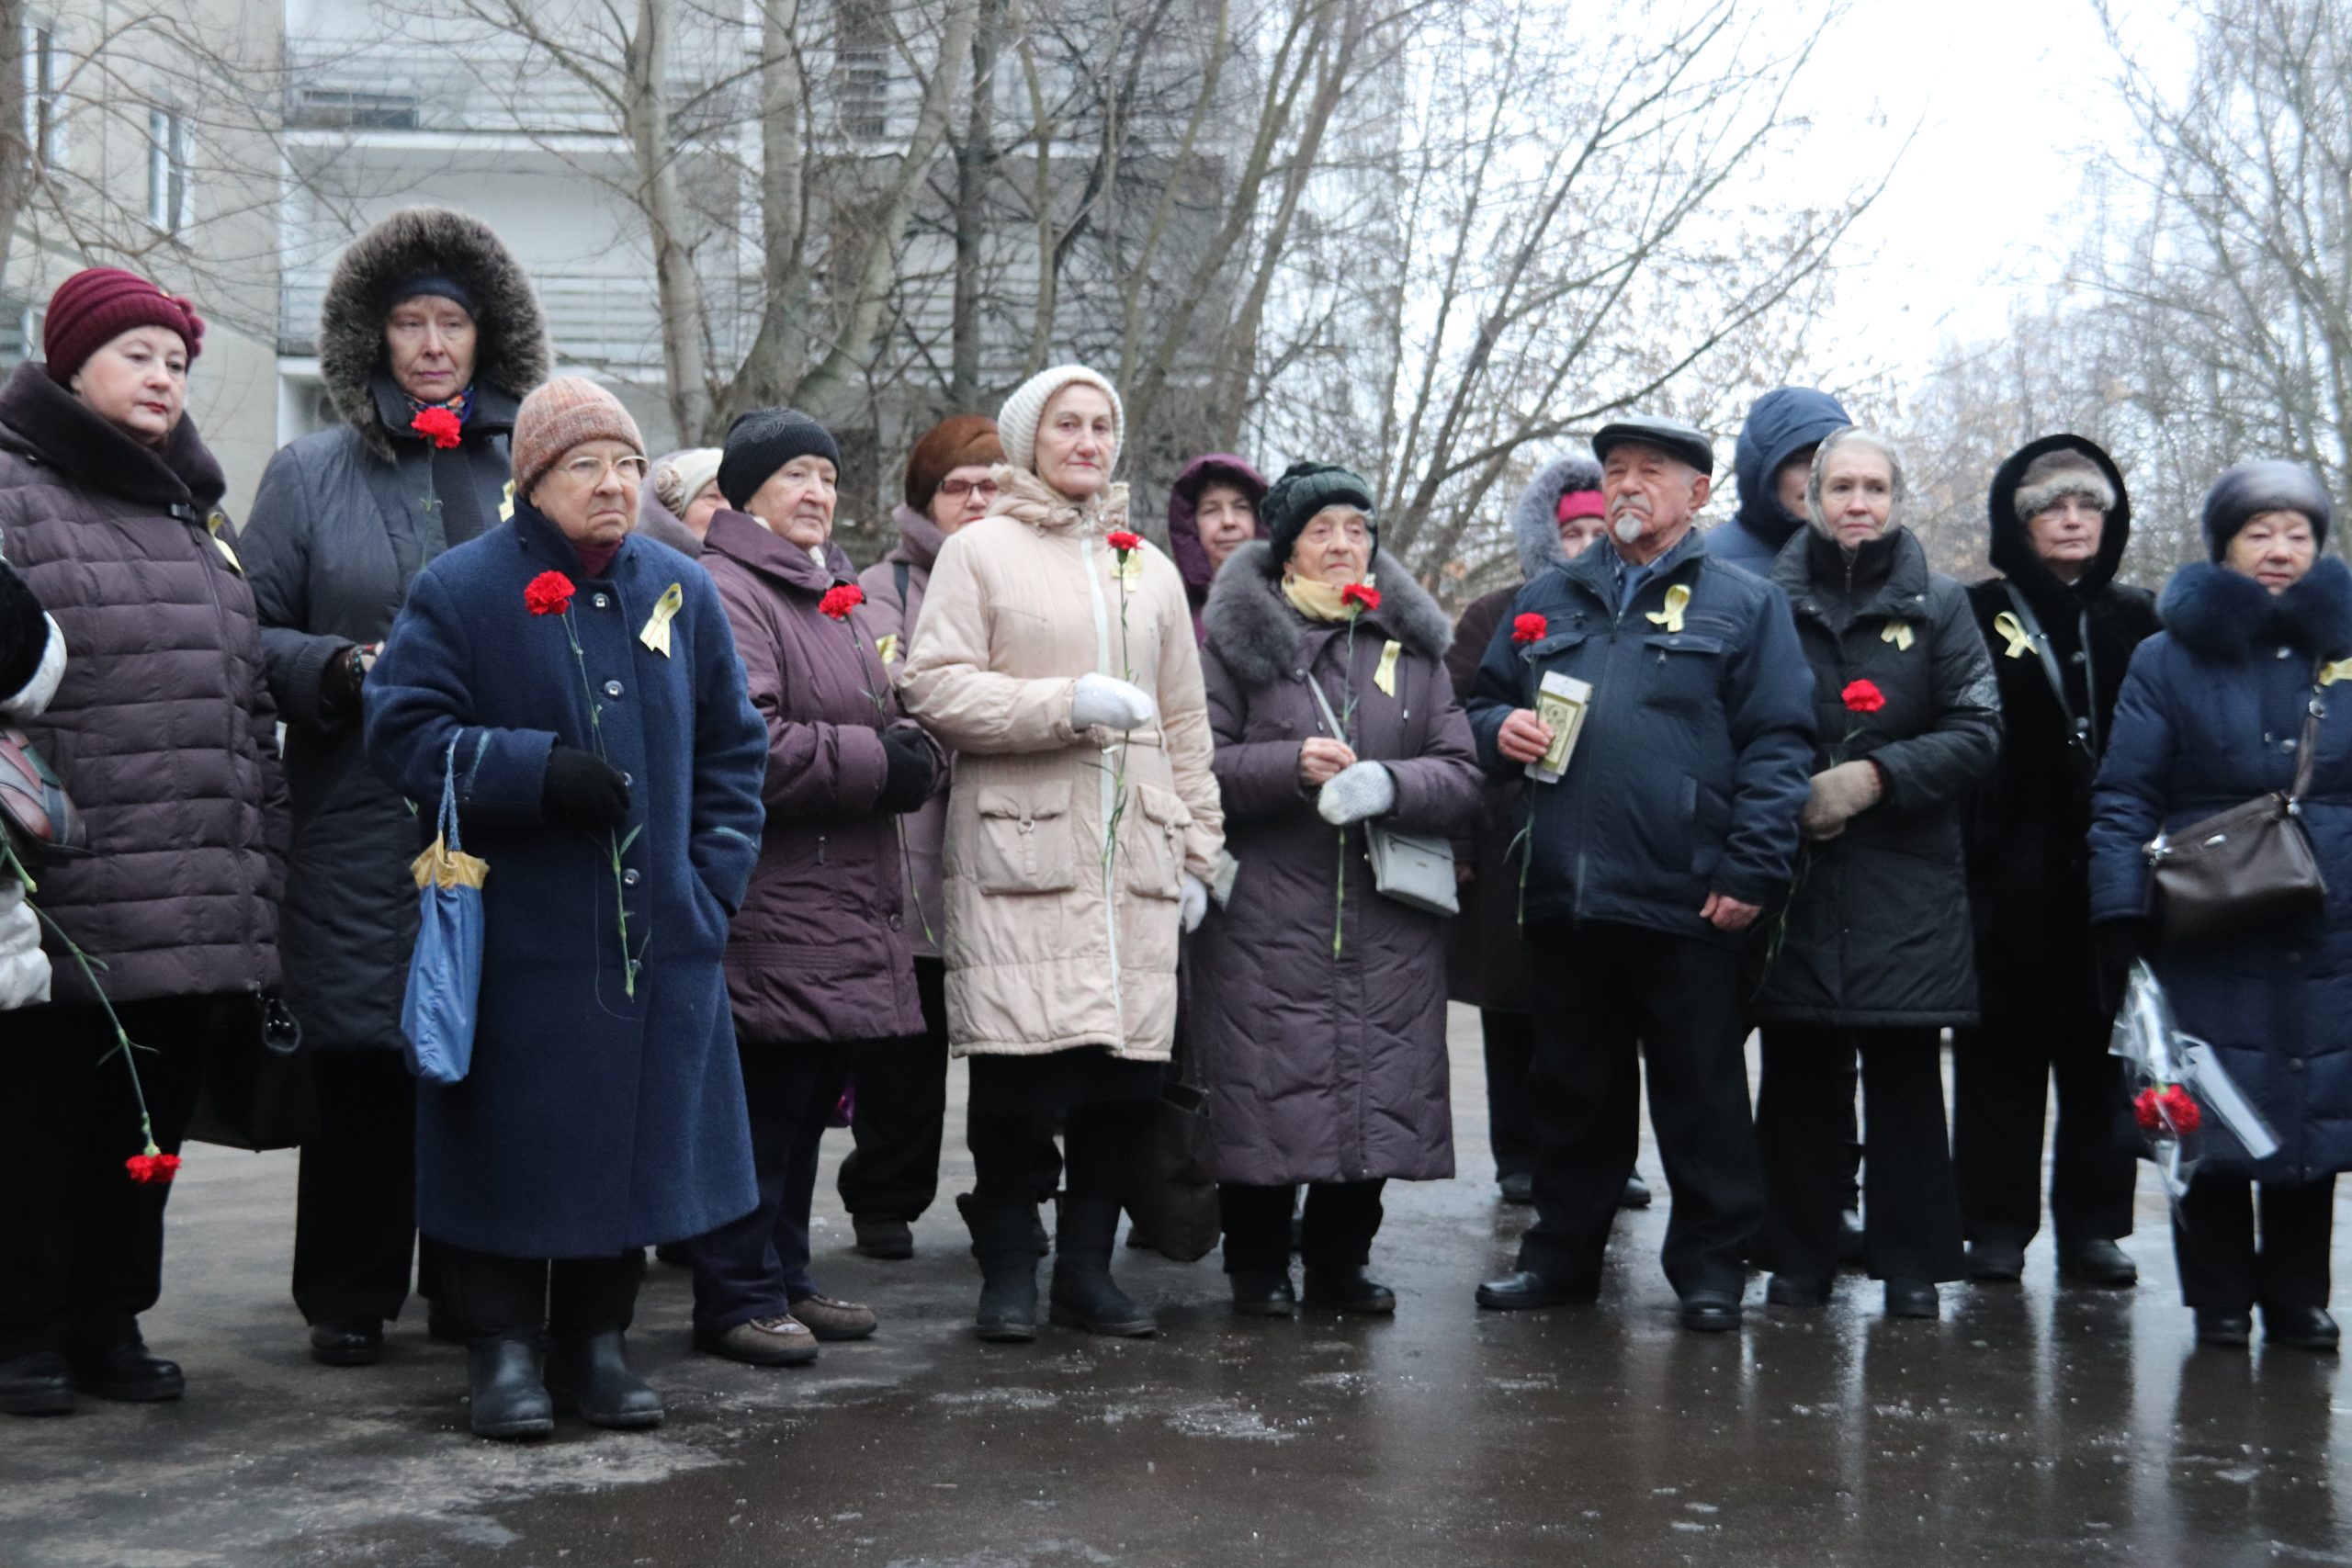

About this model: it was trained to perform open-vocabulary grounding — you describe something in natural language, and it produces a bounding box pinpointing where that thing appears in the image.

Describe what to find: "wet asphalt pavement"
[4,1006,2348,1568]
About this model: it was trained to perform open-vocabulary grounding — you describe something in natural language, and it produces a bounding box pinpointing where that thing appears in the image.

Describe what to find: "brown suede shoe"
[789,1294,878,1341]
[692,1315,820,1367]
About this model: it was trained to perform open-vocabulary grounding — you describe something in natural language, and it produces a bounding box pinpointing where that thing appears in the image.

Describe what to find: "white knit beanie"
[997,364,1124,472]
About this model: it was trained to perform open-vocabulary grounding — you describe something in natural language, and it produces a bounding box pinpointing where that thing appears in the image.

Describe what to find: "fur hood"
[2160,555,2352,664]
[1506,454,1603,581]
[319,207,550,460]
[1203,539,1452,688]
[1986,434,2132,605]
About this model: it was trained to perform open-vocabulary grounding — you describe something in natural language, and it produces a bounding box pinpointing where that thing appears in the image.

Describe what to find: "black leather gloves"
[542,745,631,831]
[877,728,938,815]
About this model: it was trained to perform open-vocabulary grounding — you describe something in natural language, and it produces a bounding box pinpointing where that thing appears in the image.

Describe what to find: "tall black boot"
[466,1332,553,1440]
[957,1193,1040,1343]
[1049,1190,1156,1337]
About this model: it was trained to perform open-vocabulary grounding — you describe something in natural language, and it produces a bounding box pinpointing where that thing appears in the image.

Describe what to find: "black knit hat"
[1261,461,1377,570]
[718,406,843,510]
[2202,460,2334,561]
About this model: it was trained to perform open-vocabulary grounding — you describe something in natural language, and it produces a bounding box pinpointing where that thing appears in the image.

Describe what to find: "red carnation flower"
[820,583,865,621]
[2134,1085,2203,1135]
[1340,583,1381,613]
[1841,679,1886,714]
[410,406,463,450]
[1106,530,1143,555]
[525,570,576,617]
[126,1151,182,1185]
[1511,612,1548,645]
[2162,1085,2202,1134]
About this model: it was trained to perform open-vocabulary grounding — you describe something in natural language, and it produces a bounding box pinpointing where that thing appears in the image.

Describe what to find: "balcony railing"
[281,269,694,371]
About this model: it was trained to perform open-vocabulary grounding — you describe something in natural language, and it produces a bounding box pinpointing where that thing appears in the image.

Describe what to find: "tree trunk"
[624,0,713,441]
[949,0,1004,406]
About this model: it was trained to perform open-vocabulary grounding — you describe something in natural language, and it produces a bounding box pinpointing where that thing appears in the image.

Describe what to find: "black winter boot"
[466,1333,553,1439]
[958,1193,1041,1342]
[1049,1191,1156,1337]
[545,1330,662,1430]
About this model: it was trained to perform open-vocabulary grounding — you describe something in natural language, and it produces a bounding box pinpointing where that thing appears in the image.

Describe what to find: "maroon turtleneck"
[571,537,622,579]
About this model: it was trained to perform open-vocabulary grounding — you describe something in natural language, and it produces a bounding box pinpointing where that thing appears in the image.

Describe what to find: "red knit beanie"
[42,268,206,385]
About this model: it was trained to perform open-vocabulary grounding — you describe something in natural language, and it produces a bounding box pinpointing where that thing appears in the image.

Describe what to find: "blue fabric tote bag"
[401,744,489,1086]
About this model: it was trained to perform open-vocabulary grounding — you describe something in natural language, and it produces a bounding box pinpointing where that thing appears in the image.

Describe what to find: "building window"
[146,105,188,233]
[22,21,57,166]
[835,0,888,140]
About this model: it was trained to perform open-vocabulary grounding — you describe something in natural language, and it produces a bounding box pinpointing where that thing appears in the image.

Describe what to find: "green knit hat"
[1261,461,1377,570]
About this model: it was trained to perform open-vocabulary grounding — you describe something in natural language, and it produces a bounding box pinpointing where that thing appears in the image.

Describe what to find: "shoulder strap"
[2292,672,2325,800]
[1304,664,1344,738]
[894,559,910,610]
[2001,581,2098,755]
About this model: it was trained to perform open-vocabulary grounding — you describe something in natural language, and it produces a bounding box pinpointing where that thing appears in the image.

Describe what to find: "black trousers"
[969,1099,1145,1209]
[838,958,949,1224]
[293,1049,441,1326]
[1757,1025,1966,1282]
[0,995,218,1360]
[2173,1171,2335,1310]
[1220,1180,1385,1276]
[1481,1010,1539,1180]
[1952,1010,2138,1247]
[435,1241,644,1339]
[689,1042,854,1332]
[1518,921,1762,1295]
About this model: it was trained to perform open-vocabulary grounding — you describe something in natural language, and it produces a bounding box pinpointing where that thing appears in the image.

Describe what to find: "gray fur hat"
[2013,446,2117,524]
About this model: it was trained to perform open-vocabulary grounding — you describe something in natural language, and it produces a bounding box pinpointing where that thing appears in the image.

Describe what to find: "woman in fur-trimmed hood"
[1189,465,1481,1318]
[236,207,550,1367]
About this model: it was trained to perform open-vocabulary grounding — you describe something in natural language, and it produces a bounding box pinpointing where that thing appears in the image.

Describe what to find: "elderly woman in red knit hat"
[0,268,288,1417]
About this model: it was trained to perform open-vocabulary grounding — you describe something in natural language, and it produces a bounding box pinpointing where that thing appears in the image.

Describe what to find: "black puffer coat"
[1964,435,2160,1021]
[239,208,548,1052]
[0,365,286,1006]
[1749,525,2001,1025]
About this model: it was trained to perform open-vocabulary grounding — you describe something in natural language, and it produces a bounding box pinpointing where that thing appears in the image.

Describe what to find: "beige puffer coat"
[898,467,1223,1060]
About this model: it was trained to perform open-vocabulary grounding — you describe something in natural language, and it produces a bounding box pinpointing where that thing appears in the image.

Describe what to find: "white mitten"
[1071,671,1156,731]
[1179,872,1209,933]
[1799,760,1882,841]
[1317,761,1397,825]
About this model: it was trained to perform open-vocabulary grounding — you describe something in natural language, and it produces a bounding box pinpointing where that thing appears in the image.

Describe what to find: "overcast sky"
[1782,0,2198,378]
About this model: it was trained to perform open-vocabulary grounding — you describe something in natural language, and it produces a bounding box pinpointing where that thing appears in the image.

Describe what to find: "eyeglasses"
[937,478,999,501]
[557,453,650,486]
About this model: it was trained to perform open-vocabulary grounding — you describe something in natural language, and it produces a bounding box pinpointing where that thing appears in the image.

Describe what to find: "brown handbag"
[2144,680,2327,946]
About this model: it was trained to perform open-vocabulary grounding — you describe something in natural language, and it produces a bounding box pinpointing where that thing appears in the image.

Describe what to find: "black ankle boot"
[545,1330,662,1429]
[1,1351,74,1416]
[1303,1265,1396,1314]
[1048,1192,1155,1337]
[466,1333,553,1439]
[68,1337,183,1403]
[958,1193,1041,1343]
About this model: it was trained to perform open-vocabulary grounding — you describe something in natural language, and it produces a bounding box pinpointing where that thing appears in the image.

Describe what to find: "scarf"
[990,464,1131,538]
[1282,572,1368,624]
[403,383,476,429]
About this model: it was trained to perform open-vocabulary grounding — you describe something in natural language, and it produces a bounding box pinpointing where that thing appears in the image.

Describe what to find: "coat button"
[623,868,640,886]
[888,913,903,931]
[621,772,632,785]
[2290,1057,2306,1072]
[594,593,610,609]
[605,680,624,697]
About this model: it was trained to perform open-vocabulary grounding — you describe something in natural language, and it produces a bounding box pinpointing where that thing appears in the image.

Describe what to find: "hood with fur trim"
[1202,539,1452,689]
[1506,454,1604,582]
[2158,555,2352,664]
[318,207,550,461]
[1986,434,2132,605]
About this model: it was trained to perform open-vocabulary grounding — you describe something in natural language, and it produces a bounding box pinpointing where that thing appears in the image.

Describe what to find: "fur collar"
[1505,454,1602,581]
[2159,556,2352,663]
[319,207,550,461]
[0,362,224,513]
[1202,539,1452,687]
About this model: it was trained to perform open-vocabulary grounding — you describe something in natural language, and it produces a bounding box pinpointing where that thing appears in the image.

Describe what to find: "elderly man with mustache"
[1464,414,1815,1332]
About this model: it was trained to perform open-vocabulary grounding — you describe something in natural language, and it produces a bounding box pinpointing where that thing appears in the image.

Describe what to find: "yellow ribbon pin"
[639,581,684,657]
[498,479,516,522]
[876,633,899,666]
[1881,619,1914,652]
[206,513,242,574]
[1992,611,2036,660]
[2323,658,2352,687]
[1645,582,1690,634]
[1374,639,1402,697]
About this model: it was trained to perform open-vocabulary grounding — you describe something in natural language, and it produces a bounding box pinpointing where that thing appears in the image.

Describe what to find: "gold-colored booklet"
[1526,671,1592,784]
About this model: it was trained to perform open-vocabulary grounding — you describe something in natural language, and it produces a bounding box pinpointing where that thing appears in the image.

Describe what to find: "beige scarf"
[1283,572,1371,624]
[990,463,1132,538]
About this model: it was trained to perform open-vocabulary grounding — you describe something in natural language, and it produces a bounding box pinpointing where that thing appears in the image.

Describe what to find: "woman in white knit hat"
[899,364,1226,1344]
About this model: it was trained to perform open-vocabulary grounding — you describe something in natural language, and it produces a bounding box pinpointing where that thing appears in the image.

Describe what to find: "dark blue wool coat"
[364,501,767,1257]
[1465,527,1816,943]
[2089,556,2352,1184]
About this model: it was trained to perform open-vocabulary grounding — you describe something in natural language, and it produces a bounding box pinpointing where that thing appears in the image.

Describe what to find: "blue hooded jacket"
[1710,388,1851,573]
